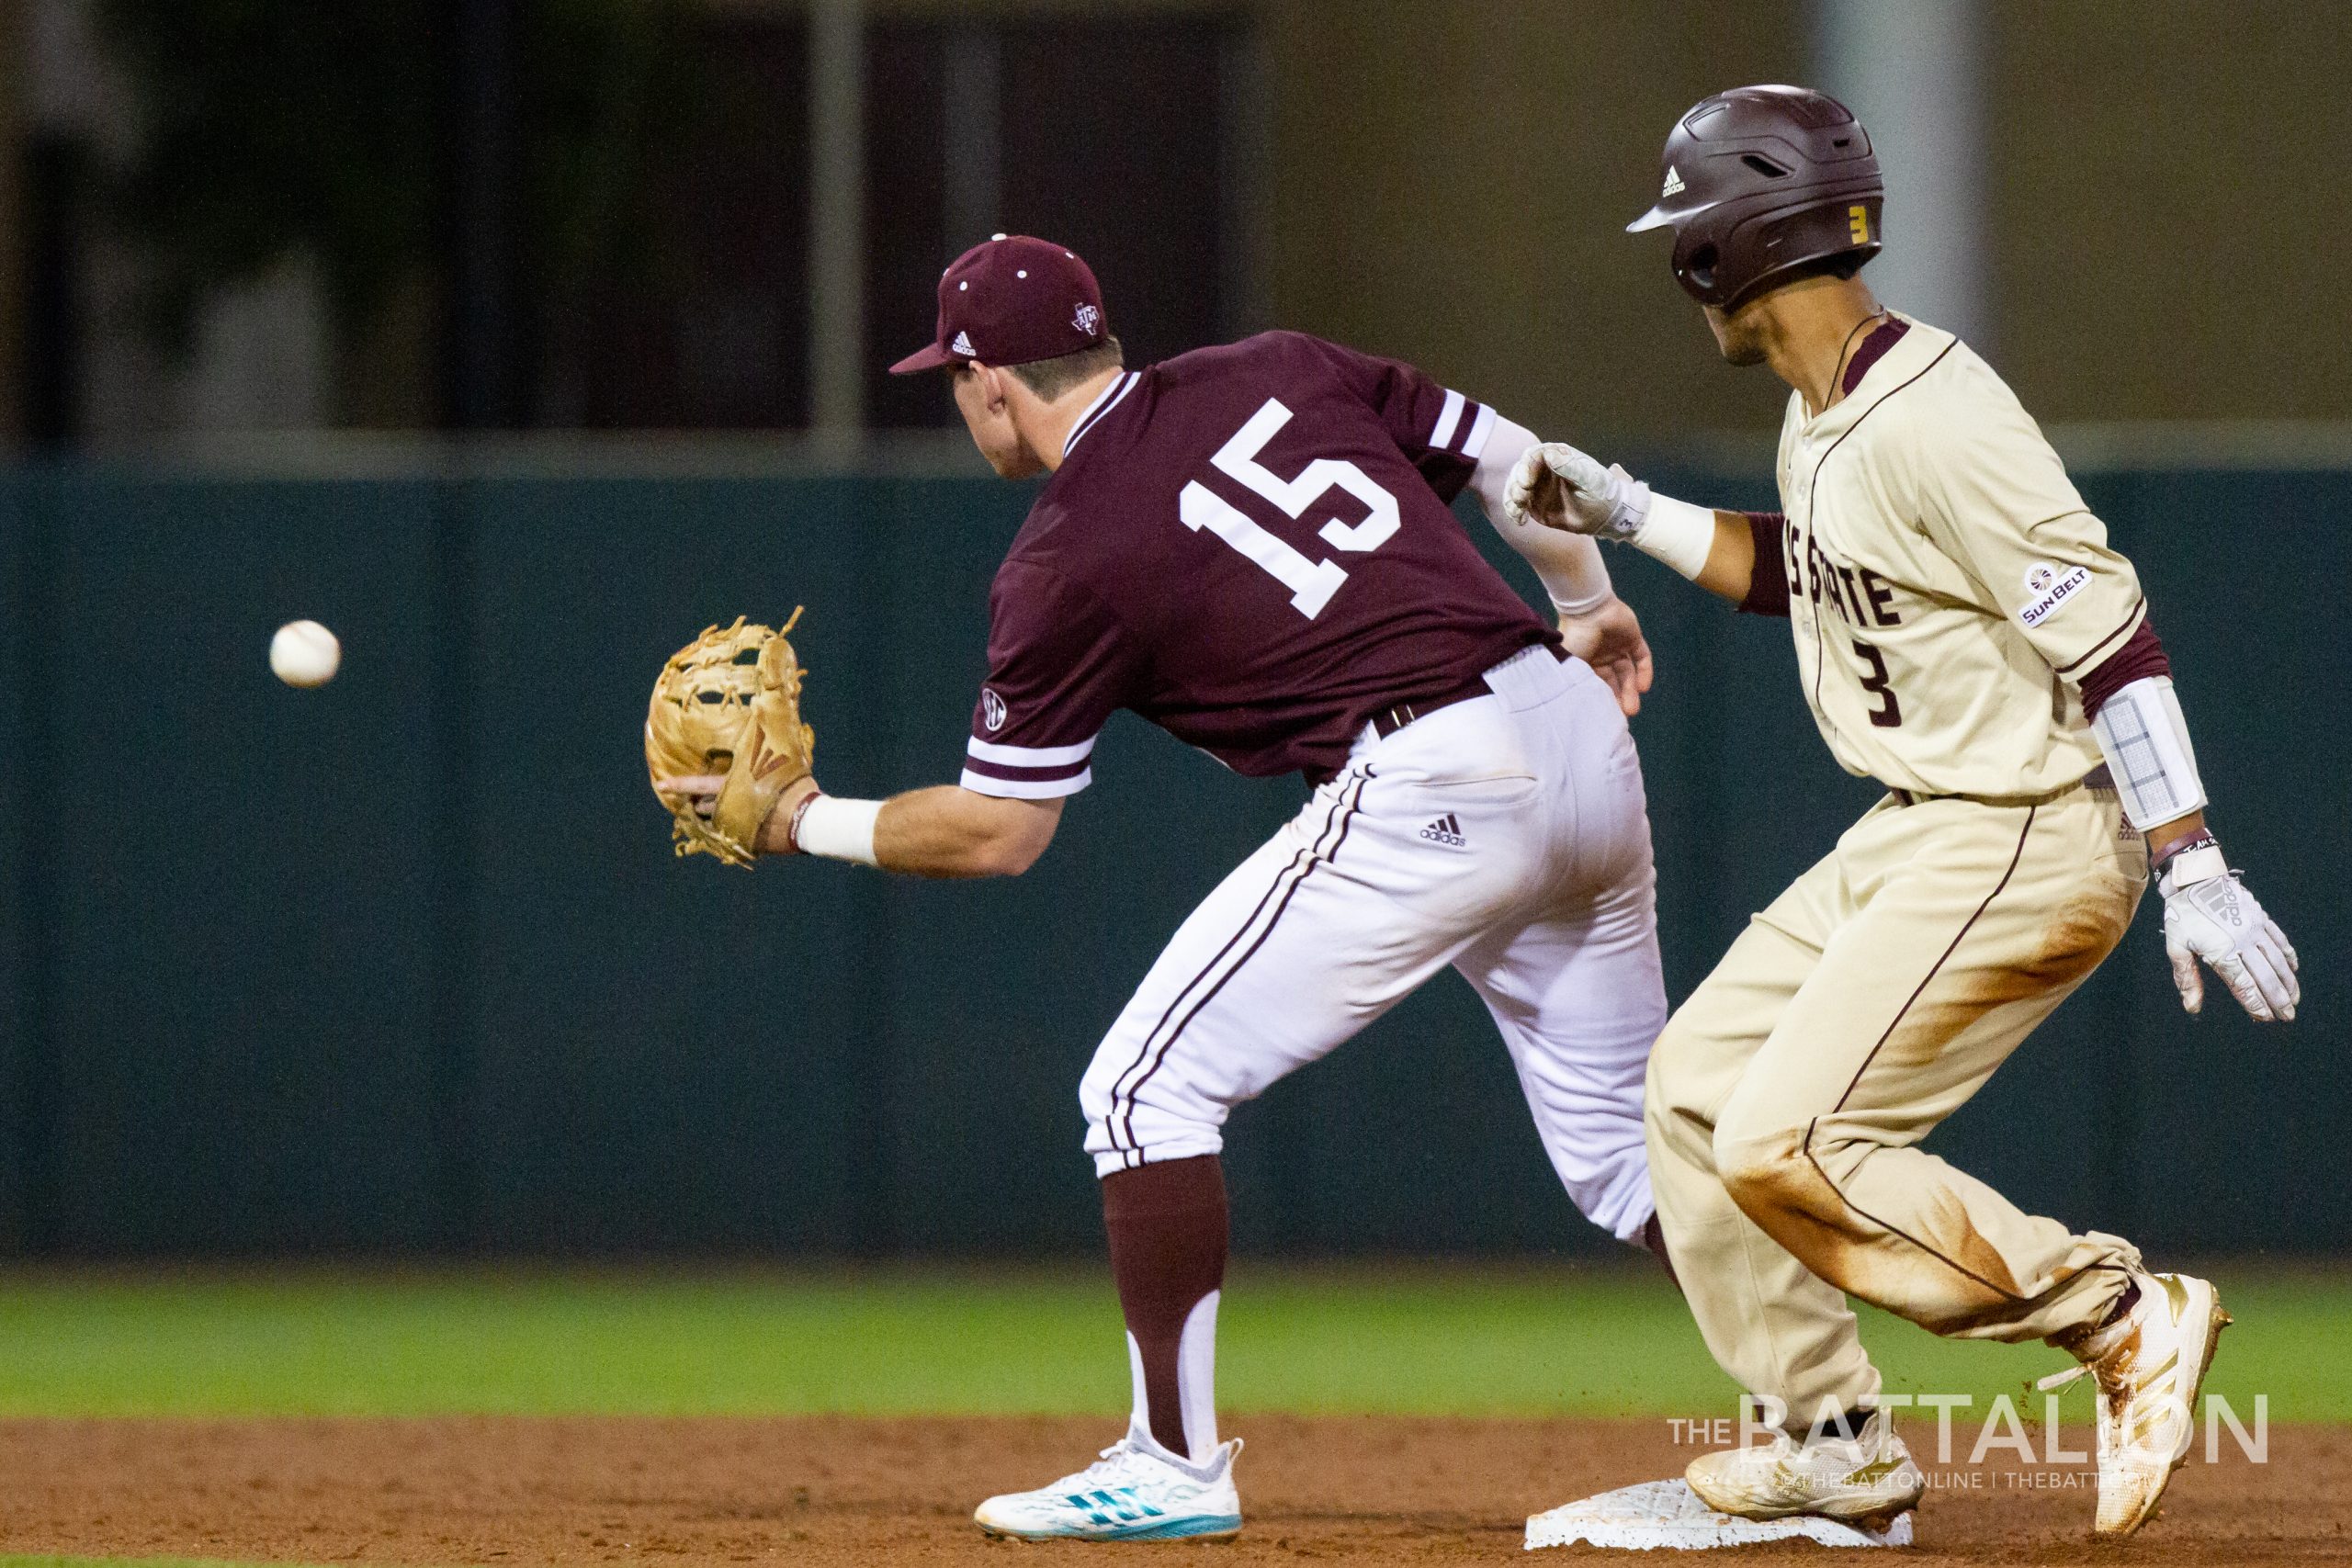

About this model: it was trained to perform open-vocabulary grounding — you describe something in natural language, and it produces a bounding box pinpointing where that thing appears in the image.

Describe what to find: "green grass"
[0,1262,2344,1422]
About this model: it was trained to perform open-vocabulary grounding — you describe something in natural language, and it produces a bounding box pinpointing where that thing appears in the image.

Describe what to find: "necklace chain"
[1826,310,1890,408]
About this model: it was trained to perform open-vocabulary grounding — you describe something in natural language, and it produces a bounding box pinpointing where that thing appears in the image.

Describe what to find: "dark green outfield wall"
[0,458,2343,1258]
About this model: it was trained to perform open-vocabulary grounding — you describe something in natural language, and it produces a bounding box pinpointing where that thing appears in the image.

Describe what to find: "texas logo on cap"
[890,233,1109,375]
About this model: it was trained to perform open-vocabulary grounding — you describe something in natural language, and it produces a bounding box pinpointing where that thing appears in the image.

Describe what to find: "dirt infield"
[0,1414,2345,1566]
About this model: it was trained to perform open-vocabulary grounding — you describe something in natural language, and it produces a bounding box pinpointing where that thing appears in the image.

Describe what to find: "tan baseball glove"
[645,611,815,866]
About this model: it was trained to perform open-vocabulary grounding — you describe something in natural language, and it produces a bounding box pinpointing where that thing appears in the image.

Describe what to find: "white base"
[1525,1479,1912,1551]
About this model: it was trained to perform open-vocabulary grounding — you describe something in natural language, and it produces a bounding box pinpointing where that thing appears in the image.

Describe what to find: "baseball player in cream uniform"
[1511,86,2301,1539]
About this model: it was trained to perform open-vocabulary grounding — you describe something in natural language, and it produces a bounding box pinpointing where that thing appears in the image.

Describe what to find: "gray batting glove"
[1505,442,1653,540]
[2161,863,2300,1022]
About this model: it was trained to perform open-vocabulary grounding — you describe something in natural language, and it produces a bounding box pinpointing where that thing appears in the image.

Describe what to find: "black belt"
[1367,646,1569,741]
[1370,675,1496,739]
[1890,761,2114,808]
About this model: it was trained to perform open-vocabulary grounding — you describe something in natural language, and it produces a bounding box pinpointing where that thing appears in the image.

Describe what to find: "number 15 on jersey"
[1179,397,1403,618]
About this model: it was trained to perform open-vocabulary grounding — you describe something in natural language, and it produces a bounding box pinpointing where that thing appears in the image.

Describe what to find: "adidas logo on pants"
[1078,644,1664,1249]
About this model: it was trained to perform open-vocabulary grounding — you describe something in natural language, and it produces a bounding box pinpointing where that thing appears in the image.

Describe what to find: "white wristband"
[794,795,883,865]
[1627,493,1719,581]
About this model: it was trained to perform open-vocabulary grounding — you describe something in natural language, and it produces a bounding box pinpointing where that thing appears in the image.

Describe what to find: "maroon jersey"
[957,331,1557,797]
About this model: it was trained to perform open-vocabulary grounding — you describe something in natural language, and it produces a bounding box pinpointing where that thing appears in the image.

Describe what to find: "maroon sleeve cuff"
[1736,512,1792,617]
[2076,614,2171,718]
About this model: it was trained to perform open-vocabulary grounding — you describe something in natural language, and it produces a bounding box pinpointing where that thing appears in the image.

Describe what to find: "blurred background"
[8,0,2352,448]
[0,0,2343,1263]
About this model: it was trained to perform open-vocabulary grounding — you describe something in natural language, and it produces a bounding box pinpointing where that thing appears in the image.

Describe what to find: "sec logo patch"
[981,687,1008,731]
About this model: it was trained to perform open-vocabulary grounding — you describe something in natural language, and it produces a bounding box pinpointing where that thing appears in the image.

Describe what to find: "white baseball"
[270,619,341,687]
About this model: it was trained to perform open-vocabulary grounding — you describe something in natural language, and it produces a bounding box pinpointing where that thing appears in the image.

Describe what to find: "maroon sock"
[1101,1155,1228,1460]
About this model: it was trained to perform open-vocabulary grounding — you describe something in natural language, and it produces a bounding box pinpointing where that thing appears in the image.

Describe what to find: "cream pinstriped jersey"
[1769,316,2145,798]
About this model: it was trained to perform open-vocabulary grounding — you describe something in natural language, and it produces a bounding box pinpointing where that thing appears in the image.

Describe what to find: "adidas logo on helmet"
[1660,164,1686,198]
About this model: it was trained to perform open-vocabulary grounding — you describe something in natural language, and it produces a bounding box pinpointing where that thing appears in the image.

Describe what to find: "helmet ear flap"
[1684,243,1721,295]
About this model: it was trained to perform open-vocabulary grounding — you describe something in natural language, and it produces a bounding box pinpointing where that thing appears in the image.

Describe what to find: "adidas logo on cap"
[1661,164,1686,198]
[1419,813,1467,850]
[950,330,976,356]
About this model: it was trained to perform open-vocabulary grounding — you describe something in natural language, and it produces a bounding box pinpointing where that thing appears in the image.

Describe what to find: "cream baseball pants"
[1645,780,2150,1427]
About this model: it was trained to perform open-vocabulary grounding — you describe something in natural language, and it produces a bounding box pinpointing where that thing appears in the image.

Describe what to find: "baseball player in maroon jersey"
[663,234,1668,1540]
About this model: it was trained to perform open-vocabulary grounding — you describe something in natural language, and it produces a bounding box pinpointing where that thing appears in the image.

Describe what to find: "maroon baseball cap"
[889,233,1110,375]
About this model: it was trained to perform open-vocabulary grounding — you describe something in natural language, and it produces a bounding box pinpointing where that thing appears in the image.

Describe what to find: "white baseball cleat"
[2041,1270,2230,1536]
[973,1425,1243,1541]
[1684,1408,1923,1532]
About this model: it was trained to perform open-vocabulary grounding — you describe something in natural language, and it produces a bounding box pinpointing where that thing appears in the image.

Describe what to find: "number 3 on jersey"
[1179,398,1402,618]
[1850,637,1904,728]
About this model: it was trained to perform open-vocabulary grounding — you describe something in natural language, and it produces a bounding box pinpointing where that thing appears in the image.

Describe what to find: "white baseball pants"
[1080,645,1666,1240]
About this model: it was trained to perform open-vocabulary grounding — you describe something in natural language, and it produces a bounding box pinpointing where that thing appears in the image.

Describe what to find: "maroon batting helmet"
[1627,85,1883,310]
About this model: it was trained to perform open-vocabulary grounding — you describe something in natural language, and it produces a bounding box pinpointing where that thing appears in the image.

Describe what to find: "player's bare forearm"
[2142,809,2207,860]
[1690,511,1758,604]
[873,785,1063,878]
[659,774,1060,874]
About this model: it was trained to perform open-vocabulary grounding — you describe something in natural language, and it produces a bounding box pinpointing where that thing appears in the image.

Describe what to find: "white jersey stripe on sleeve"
[1428,389,1466,452]
[967,735,1096,767]
[960,766,1092,800]
[1460,402,1498,461]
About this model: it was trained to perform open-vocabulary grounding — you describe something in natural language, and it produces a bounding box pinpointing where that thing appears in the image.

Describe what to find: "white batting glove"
[1505,443,1653,540]
[2160,852,2301,1022]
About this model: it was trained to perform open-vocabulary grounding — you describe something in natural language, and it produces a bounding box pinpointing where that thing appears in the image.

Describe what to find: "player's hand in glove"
[1558,596,1655,717]
[1505,442,1654,540]
[2160,850,2300,1022]
[645,612,819,865]
[654,770,819,856]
